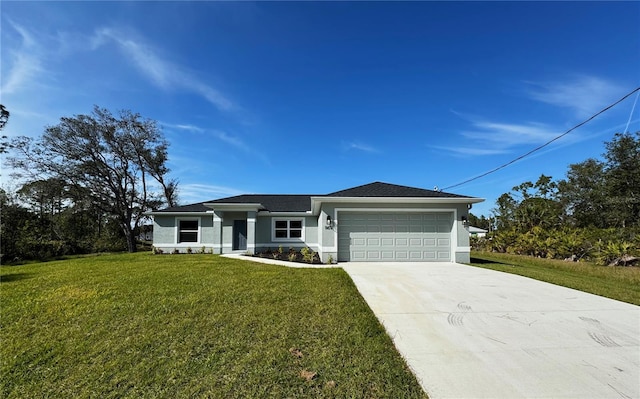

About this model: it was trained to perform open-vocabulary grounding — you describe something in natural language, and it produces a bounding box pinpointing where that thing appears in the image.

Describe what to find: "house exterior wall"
[153,216,175,246]
[254,215,319,252]
[220,211,246,254]
[152,214,215,253]
[152,201,474,262]
[317,201,472,263]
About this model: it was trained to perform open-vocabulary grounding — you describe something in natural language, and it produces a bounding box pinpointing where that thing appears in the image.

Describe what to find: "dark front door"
[233,220,247,250]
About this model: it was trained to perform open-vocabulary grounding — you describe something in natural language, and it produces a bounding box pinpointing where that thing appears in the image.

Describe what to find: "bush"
[484,226,639,265]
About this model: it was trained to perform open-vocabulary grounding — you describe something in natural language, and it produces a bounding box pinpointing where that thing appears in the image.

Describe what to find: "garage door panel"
[424,238,436,246]
[381,251,394,259]
[424,251,436,259]
[338,212,452,262]
[367,238,380,246]
[367,251,381,260]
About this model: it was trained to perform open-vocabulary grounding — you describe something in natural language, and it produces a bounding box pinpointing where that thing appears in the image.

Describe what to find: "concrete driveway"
[342,262,640,399]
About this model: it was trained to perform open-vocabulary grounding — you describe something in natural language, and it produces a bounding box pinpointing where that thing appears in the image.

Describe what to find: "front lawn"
[470,251,640,305]
[1,254,426,398]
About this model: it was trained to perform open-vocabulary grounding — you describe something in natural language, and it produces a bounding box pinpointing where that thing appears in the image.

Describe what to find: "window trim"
[176,217,201,244]
[271,217,305,242]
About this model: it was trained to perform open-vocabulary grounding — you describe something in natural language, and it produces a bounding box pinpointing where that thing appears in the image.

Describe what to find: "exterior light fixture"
[461,215,469,227]
[326,215,333,228]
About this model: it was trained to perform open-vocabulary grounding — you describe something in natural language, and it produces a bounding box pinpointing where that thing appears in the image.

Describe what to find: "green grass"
[1,254,426,399]
[470,251,640,306]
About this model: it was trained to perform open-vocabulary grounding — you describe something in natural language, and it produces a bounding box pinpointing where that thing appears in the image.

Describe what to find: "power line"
[442,86,640,191]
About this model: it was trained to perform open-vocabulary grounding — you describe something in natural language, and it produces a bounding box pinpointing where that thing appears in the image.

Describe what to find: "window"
[273,219,304,241]
[178,219,199,243]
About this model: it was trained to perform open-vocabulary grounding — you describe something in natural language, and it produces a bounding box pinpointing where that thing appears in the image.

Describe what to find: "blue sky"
[2,1,639,216]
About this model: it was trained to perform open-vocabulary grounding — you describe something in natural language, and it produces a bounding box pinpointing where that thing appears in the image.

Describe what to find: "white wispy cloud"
[344,141,380,153]
[91,27,234,112]
[525,75,624,118]
[179,183,246,203]
[160,122,205,133]
[211,130,250,152]
[460,121,557,147]
[1,20,45,95]
[435,119,558,158]
[431,145,510,157]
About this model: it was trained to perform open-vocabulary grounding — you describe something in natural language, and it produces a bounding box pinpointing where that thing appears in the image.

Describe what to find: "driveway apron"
[342,262,640,399]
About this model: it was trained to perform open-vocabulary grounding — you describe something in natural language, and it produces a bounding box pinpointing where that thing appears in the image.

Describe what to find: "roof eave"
[145,211,214,216]
[310,196,485,214]
[202,202,264,212]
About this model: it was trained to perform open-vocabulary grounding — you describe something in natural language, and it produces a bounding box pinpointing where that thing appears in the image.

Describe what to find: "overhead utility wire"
[623,89,639,135]
[442,86,640,191]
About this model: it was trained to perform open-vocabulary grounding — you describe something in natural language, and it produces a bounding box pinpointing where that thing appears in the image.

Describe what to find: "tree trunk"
[122,224,137,253]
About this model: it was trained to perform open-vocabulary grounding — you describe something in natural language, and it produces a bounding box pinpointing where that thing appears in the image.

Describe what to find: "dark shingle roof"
[155,182,474,213]
[156,203,211,213]
[207,195,315,212]
[326,182,472,198]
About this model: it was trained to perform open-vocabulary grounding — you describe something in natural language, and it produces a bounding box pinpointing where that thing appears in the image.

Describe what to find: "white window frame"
[271,218,305,242]
[176,218,201,244]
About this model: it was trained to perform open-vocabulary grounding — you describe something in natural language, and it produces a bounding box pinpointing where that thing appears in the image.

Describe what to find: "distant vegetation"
[471,131,640,266]
[2,105,177,262]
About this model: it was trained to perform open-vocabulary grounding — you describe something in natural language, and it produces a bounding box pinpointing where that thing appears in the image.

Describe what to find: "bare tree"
[9,106,179,252]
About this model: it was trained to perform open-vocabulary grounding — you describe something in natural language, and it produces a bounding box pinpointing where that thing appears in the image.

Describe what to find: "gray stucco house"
[148,182,484,263]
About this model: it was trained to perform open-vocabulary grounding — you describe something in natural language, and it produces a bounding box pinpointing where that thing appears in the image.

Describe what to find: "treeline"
[1,106,177,263]
[472,131,640,265]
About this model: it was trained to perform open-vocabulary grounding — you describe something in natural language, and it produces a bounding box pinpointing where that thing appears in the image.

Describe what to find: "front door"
[233,220,247,250]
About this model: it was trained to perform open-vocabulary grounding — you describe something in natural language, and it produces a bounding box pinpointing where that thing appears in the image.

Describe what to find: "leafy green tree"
[558,132,640,228]
[468,213,492,230]
[603,132,640,228]
[494,174,563,232]
[559,159,607,228]
[0,188,38,261]
[9,106,178,252]
[494,193,517,230]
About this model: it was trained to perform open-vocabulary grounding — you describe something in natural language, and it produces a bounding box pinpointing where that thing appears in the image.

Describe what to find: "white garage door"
[338,212,453,262]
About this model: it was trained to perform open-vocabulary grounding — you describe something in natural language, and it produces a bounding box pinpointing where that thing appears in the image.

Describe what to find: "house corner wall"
[454,204,471,263]
[212,212,222,254]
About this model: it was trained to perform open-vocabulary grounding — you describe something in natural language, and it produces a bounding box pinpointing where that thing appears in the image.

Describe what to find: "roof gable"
[326,182,472,198]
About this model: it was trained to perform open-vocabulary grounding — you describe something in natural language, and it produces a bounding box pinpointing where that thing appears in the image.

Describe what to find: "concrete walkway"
[342,262,640,399]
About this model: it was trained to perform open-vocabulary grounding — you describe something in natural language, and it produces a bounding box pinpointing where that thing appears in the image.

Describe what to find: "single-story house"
[148,182,484,263]
[468,226,489,238]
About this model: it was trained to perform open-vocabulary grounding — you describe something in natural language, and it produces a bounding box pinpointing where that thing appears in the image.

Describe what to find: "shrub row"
[472,227,640,265]
[254,246,323,264]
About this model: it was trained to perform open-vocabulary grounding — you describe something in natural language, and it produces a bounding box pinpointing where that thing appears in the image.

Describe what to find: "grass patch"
[470,251,640,306]
[1,253,426,398]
